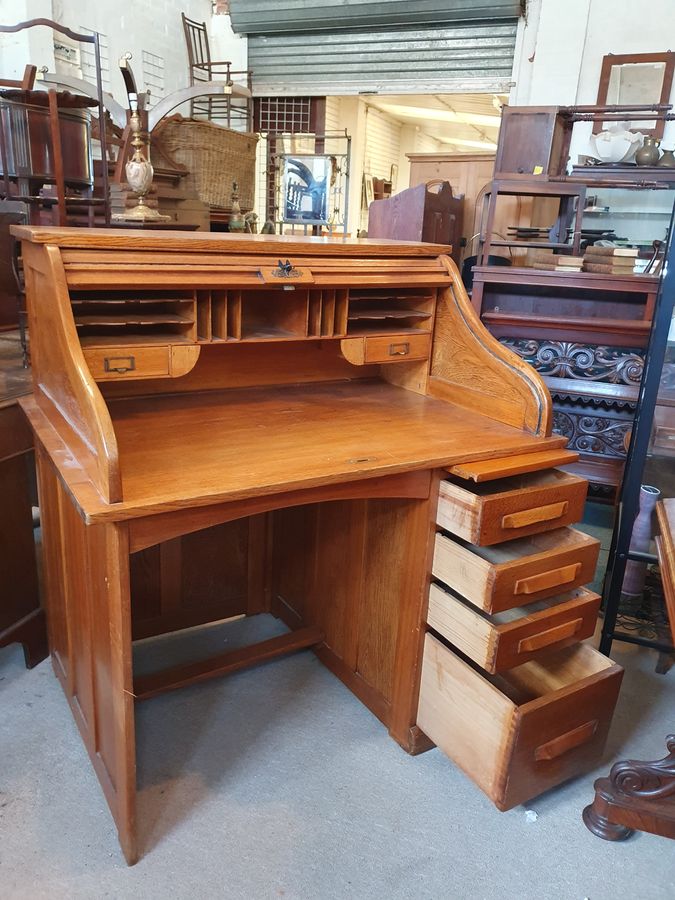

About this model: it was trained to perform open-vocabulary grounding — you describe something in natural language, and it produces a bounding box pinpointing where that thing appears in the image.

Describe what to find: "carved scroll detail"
[609,736,675,800]
[500,339,645,386]
[553,410,631,459]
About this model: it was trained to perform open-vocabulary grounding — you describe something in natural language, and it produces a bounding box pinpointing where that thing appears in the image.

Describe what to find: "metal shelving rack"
[599,205,675,656]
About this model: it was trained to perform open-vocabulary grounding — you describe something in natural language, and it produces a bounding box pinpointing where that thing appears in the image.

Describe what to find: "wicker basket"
[151,114,258,210]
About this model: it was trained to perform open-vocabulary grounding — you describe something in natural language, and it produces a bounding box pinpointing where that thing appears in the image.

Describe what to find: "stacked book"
[525,250,584,271]
[582,247,638,275]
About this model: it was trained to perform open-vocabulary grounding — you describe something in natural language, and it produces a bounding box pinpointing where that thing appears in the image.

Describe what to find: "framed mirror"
[596,52,675,137]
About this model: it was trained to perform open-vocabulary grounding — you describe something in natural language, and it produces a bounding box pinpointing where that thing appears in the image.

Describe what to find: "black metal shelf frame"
[599,204,675,656]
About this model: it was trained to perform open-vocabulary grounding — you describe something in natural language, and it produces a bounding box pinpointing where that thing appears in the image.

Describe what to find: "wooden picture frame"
[596,51,675,139]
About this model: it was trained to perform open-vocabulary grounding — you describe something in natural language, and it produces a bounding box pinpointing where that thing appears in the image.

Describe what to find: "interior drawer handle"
[103,355,136,374]
[534,719,599,761]
[501,501,568,530]
[388,341,410,357]
[517,617,584,653]
[514,562,581,595]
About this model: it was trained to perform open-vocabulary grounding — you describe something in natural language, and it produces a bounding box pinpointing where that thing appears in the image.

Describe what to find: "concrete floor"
[2,613,674,900]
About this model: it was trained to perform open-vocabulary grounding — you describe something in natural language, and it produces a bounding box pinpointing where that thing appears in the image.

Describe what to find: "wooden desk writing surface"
[24,379,565,522]
[14,227,622,865]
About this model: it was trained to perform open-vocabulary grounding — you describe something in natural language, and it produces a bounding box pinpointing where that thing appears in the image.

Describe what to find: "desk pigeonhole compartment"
[437,469,588,546]
[417,633,623,810]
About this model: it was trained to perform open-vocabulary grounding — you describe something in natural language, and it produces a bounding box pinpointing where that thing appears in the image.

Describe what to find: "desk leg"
[36,450,138,864]
[389,472,442,753]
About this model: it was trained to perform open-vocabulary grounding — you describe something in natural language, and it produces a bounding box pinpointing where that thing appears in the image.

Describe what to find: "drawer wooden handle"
[103,355,136,374]
[514,562,582,596]
[534,719,599,761]
[517,617,584,653]
[501,501,568,530]
[388,342,410,357]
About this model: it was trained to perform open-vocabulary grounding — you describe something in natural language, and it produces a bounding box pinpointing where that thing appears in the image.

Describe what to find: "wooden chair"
[181,12,253,130]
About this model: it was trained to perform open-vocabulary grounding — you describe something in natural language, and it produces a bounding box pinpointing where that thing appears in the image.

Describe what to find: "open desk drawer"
[432,528,600,613]
[427,582,601,673]
[437,470,587,545]
[417,634,623,810]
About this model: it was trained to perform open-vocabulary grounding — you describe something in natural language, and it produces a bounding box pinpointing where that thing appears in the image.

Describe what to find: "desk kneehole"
[417,633,623,811]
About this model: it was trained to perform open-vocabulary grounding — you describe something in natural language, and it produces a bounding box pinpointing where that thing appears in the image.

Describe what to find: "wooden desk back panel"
[129,517,260,641]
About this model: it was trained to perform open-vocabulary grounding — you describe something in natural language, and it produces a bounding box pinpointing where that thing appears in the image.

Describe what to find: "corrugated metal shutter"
[230,1,523,34]
[246,21,518,95]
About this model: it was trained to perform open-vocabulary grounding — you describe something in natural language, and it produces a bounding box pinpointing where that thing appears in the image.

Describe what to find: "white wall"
[0,1,245,110]
[52,0,213,104]
[210,11,248,74]
[511,0,675,162]
[0,0,53,80]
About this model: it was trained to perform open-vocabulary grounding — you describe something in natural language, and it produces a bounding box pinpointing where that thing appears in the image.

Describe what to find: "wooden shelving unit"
[472,264,661,497]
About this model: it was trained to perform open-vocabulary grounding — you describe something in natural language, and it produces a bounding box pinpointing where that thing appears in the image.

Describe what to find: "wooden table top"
[11,226,453,257]
[23,380,566,522]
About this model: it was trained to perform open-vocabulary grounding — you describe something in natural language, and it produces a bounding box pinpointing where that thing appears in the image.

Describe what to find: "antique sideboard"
[14,227,623,864]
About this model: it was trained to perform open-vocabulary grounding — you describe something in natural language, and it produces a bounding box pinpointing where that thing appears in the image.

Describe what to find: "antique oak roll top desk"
[14,227,624,864]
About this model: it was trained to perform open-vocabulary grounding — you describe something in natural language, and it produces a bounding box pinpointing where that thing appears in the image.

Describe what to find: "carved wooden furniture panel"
[14,227,622,864]
[472,265,659,495]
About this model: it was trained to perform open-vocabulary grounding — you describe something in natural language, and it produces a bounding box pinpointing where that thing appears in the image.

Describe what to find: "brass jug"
[635,137,661,166]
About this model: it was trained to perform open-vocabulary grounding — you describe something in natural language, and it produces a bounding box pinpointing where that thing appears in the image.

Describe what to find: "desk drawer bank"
[13,227,623,863]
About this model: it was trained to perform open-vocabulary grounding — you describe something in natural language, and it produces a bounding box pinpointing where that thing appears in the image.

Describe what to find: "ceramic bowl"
[590,130,643,164]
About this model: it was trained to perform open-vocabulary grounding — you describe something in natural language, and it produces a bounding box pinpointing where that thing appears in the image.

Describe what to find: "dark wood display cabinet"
[471,266,660,497]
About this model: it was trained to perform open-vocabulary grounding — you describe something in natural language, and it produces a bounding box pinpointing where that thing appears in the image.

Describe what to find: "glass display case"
[581,185,675,260]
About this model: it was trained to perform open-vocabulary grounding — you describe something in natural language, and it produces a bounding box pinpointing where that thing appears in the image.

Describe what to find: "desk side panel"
[35,447,137,863]
[429,258,552,436]
[22,243,121,502]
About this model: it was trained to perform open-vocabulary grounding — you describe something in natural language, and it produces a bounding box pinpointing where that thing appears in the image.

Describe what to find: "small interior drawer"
[417,634,623,810]
[432,527,600,613]
[340,332,431,365]
[427,581,601,673]
[84,346,170,380]
[364,333,431,363]
[83,344,200,381]
[437,469,588,545]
